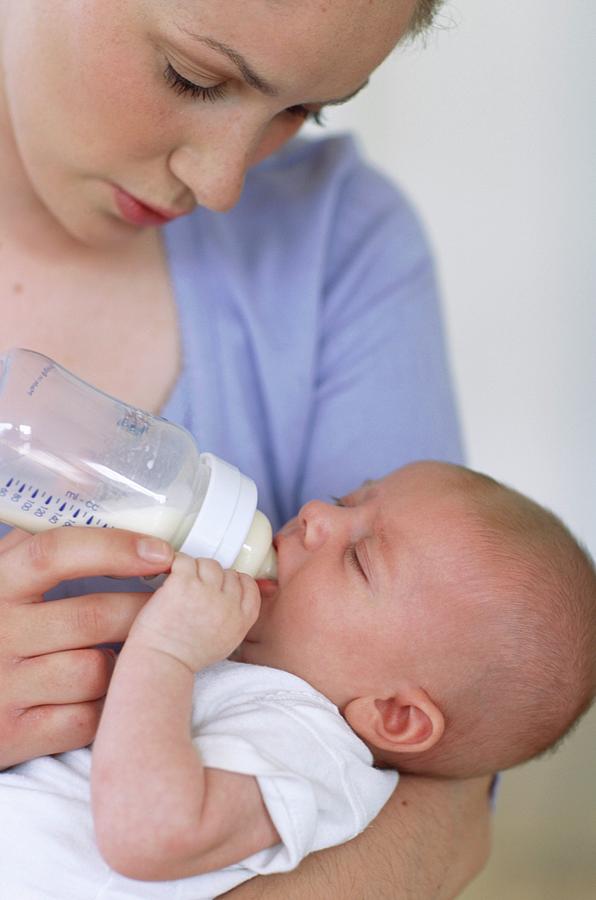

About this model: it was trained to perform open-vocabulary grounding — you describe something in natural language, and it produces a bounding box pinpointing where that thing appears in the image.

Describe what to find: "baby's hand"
[127,554,261,672]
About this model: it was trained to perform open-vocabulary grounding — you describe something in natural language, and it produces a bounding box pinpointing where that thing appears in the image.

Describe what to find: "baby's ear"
[343,687,444,755]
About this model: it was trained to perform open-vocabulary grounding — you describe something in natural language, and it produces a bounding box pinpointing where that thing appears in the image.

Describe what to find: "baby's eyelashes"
[344,545,366,579]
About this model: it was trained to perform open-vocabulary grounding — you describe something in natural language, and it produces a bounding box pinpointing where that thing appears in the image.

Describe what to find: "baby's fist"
[129,554,261,671]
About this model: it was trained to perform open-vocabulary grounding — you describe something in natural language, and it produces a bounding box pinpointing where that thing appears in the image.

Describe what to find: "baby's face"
[238,462,475,706]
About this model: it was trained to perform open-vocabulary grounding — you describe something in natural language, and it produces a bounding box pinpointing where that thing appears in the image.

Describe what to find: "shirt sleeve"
[192,663,398,875]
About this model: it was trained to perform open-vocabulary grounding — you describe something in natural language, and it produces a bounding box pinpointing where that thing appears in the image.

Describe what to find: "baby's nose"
[299,500,337,551]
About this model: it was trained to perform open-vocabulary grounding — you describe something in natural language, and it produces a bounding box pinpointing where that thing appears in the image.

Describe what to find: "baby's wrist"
[127,615,233,673]
[124,622,201,673]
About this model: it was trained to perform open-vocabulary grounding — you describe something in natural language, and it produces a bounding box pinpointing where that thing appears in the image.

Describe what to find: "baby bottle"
[0,348,277,579]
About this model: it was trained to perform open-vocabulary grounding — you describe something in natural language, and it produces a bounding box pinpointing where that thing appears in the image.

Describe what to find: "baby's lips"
[256,578,278,599]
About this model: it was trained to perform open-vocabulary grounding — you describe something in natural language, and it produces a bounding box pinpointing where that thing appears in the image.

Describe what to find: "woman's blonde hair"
[408,0,444,38]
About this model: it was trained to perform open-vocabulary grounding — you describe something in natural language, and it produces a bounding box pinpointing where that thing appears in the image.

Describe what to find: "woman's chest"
[0,237,180,413]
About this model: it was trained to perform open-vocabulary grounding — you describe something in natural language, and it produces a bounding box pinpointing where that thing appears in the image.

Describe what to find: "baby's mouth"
[256,578,278,600]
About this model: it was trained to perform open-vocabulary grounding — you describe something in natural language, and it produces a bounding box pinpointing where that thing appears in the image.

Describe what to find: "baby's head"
[241,461,596,778]
[372,462,596,778]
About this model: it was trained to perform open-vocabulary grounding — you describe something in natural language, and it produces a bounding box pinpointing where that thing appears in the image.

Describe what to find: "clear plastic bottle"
[0,348,277,579]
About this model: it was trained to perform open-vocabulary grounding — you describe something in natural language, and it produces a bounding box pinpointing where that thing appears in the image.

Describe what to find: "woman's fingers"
[7,591,150,657]
[0,528,172,767]
[0,527,30,555]
[0,527,173,600]
[7,648,117,707]
[1,700,105,770]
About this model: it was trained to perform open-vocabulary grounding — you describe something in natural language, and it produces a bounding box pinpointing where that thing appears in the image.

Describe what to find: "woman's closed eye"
[164,61,325,124]
[164,62,227,102]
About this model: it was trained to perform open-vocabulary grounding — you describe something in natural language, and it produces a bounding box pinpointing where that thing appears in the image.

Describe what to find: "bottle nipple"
[256,545,278,580]
[232,509,278,580]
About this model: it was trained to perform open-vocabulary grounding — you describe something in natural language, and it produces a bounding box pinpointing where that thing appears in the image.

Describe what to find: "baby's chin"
[230,640,263,666]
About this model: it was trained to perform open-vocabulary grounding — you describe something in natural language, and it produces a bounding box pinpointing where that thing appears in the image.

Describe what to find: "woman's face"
[0,0,414,246]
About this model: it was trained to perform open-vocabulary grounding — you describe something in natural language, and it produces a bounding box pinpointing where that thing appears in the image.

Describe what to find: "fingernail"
[136,537,172,563]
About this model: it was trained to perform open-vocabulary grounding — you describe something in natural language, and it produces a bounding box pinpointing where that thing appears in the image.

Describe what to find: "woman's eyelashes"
[164,63,227,102]
[286,105,326,126]
[164,62,325,124]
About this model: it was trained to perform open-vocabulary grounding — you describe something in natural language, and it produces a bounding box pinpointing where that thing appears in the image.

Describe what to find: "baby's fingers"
[222,569,259,610]
[238,572,261,624]
[194,556,225,587]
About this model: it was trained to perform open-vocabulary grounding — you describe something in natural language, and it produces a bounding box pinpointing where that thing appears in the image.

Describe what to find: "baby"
[1,461,594,900]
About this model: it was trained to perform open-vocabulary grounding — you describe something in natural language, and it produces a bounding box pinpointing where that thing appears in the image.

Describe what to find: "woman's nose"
[168,139,248,213]
[299,500,339,551]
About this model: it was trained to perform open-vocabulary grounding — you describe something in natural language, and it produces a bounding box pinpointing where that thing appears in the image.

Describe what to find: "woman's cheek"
[250,114,305,167]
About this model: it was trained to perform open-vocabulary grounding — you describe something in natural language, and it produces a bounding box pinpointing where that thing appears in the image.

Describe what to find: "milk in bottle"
[0,348,277,579]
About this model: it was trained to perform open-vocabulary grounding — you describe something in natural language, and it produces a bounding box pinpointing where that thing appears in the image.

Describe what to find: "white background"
[308,0,595,557]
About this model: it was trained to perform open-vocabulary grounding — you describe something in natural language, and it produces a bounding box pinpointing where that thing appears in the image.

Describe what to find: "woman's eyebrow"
[175,28,369,105]
[176,29,280,95]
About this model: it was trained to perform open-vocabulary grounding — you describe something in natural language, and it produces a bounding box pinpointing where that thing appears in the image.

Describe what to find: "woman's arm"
[223,773,492,900]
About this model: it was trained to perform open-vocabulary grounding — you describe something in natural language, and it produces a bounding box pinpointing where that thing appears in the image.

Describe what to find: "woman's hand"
[0,527,174,770]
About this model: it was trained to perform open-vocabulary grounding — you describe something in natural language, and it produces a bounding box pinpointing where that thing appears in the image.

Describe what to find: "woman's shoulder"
[253,132,360,179]
[243,134,433,286]
[245,132,413,217]
[200,133,430,268]
[165,133,434,323]
[170,134,425,258]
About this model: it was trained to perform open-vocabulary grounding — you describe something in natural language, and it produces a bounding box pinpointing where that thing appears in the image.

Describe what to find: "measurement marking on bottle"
[1,475,112,532]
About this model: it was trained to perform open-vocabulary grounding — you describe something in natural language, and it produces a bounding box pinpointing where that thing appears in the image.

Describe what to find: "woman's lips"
[112,185,187,227]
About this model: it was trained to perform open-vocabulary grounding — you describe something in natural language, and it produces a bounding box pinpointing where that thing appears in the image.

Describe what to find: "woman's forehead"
[163,0,412,95]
